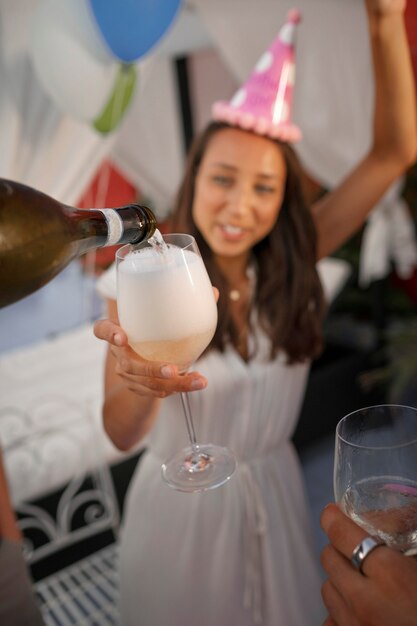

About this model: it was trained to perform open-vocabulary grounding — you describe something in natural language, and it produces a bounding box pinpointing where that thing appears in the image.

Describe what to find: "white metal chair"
[1,395,121,625]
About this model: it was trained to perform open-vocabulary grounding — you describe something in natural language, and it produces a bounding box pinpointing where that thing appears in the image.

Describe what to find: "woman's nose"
[227,185,252,216]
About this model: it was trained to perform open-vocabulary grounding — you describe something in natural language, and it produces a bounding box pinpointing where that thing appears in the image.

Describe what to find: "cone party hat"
[212,9,302,142]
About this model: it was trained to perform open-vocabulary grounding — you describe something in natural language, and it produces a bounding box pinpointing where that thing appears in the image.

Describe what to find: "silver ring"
[351,537,384,575]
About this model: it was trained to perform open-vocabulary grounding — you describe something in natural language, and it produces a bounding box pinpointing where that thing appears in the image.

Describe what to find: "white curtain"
[0,1,211,219]
[110,57,184,221]
[111,4,213,219]
[0,0,117,205]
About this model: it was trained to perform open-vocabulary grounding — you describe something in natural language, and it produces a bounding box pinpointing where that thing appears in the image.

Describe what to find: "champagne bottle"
[0,178,157,308]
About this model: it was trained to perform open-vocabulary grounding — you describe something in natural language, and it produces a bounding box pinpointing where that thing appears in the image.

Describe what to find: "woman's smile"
[216,222,250,242]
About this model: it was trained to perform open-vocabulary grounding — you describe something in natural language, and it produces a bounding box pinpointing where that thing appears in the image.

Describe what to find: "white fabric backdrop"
[0,0,115,206]
[0,0,205,215]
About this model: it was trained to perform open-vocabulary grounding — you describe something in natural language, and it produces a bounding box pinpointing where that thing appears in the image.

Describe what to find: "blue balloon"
[88,0,182,63]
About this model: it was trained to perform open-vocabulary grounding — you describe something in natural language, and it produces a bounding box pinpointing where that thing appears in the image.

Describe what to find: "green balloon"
[93,63,137,134]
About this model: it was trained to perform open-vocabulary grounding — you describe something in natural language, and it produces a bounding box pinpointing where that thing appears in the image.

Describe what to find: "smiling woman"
[172,121,323,363]
[93,3,417,625]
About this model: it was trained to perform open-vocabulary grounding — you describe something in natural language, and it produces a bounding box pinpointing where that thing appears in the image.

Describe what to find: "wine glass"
[116,233,236,492]
[334,404,417,556]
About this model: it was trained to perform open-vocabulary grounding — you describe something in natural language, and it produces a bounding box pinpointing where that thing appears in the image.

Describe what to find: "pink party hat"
[212,9,302,142]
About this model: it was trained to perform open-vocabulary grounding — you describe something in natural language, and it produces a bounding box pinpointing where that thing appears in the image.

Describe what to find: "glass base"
[161,444,237,493]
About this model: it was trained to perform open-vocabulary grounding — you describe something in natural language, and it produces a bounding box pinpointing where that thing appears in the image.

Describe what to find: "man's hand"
[320,503,417,626]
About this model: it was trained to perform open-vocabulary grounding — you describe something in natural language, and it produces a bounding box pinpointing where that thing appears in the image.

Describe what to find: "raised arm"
[313,0,417,260]
[0,451,45,626]
[0,451,21,542]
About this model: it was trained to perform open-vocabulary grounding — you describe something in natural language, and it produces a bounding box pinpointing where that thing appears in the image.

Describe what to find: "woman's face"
[192,127,287,265]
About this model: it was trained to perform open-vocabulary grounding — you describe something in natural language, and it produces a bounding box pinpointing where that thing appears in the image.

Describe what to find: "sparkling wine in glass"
[334,404,417,555]
[116,232,236,492]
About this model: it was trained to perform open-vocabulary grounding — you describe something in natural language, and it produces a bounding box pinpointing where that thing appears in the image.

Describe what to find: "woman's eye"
[212,175,232,187]
[255,184,276,194]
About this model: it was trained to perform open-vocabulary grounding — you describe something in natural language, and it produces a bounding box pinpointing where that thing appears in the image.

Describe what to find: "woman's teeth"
[223,225,244,234]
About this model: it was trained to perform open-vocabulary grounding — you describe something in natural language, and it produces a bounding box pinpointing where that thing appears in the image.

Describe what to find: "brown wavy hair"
[168,121,326,364]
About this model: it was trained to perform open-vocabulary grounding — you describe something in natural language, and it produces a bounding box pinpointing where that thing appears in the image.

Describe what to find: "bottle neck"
[114,205,157,245]
[70,204,157,253]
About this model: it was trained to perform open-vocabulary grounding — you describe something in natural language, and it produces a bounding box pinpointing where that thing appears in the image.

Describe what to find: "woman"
[94,1,417,624]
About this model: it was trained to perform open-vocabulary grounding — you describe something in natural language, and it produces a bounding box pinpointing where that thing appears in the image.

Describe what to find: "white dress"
[97,267,326,626]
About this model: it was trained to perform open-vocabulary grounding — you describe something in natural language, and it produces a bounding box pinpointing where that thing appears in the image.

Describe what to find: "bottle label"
[99,209,124,245]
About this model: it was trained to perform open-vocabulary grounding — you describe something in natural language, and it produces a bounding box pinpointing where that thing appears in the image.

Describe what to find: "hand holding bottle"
[366,0,406,15]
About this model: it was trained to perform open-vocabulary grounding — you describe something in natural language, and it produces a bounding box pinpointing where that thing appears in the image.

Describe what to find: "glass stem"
[180,392,198,452]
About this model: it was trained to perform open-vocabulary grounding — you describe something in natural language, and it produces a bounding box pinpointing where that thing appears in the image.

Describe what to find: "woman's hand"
[93,318,208,399]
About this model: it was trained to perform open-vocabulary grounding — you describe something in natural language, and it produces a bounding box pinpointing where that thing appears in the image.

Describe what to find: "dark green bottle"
[0,178,157,308]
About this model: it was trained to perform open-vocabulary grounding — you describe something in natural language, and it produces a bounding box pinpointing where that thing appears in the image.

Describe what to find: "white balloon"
[29,0,118,121]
